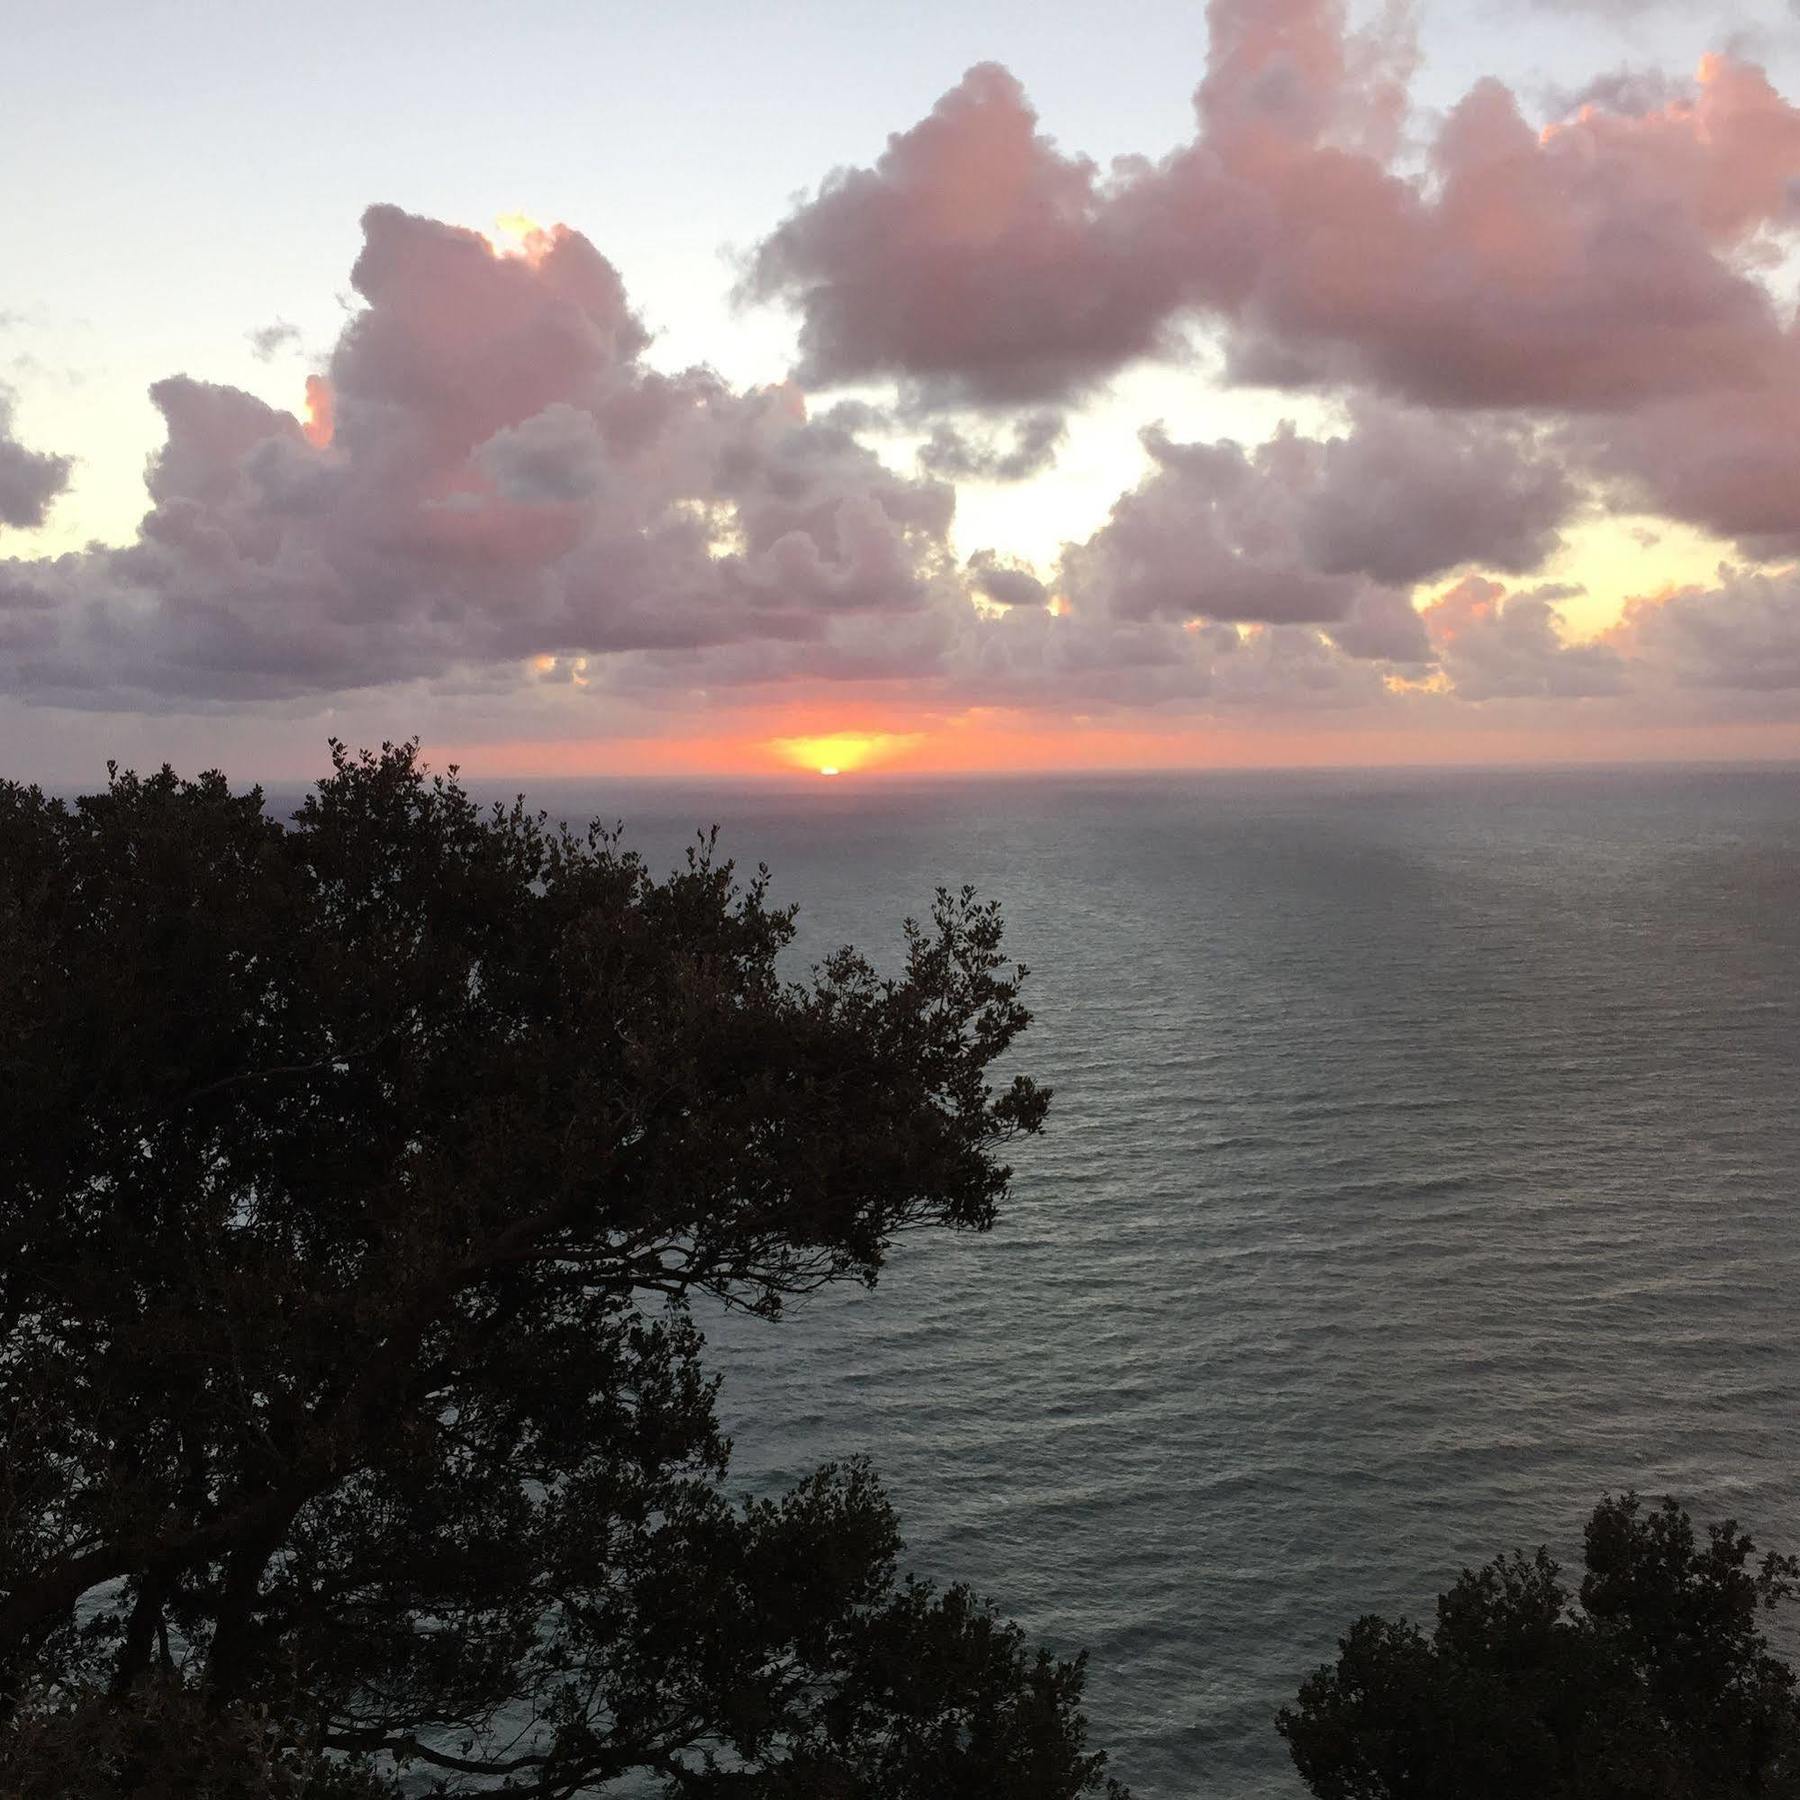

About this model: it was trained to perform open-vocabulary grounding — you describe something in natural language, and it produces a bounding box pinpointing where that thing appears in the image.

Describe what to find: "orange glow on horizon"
[428,705,1800,787]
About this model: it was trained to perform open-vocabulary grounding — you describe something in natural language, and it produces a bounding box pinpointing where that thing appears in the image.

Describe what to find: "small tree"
[0,742,1125,1798]
[1279,1493,1800,1799]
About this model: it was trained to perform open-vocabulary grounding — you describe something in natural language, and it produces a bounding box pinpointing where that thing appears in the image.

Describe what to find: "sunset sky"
[6,0,1800,781]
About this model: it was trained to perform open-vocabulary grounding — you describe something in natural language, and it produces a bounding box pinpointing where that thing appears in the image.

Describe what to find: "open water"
[524,764,1800,1798]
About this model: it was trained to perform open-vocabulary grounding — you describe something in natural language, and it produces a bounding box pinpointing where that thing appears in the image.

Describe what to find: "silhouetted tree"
[0,742,1124,1798]
[1279,1493,1800,1800]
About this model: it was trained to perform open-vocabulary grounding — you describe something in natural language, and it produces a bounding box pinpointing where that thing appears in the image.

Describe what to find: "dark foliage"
[0,742,1123,1797]
[1279,1493,1800,1799]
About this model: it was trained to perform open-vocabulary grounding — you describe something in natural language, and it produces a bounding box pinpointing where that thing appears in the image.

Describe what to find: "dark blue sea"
[512,764,1800,1798]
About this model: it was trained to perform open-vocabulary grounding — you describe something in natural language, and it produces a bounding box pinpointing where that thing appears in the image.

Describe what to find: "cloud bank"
[5,0,1800,753]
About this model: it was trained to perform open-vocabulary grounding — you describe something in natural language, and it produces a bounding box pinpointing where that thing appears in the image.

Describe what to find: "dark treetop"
[1281,1492,1800,1800]
[0,742,1123,1798]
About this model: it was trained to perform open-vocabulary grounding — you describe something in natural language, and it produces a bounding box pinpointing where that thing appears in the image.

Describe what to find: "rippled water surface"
[525,765,1800,1798]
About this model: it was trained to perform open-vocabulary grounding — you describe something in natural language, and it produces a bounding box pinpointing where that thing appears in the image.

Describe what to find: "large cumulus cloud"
[738,62,1204,409]
[2,208,964,706]
[1055,402,1569,646]
[745,0,1800,415]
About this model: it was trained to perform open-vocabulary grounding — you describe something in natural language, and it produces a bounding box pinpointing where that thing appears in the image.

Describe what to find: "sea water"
[515,764,1800,1798]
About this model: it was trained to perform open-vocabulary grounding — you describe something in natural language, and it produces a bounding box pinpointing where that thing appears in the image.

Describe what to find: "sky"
[6,0,1800,783]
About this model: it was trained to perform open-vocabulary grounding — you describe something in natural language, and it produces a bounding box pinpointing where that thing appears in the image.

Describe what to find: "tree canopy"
[1280,1492,1800,1800]
[0,742,1123,1798]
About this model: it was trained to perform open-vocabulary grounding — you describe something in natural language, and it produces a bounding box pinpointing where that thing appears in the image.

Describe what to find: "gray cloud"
[967,549,1049,608]
[917,411,1066,482]
[247,320,303,361]
[0,391,72,531]
[1426,577,1626,699]
[1056,401,1571,639]
[1619,566,1800,692]
[1577,353,1800,556]
[475,402,610,503]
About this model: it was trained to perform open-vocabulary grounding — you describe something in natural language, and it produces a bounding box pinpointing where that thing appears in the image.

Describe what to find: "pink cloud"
[1614,567,1800,693]
[1425,576,1626,699]
[2,207,963,706]
[1058,427,1367,628]
[740,63,1215,407]
[746,0,1800,413]
[1580,337,1800,554]
[1056,401,1568,639]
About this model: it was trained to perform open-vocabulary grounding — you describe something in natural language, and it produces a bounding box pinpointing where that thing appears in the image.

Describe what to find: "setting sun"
[770,731,917,777]
[487,212,553,263]
[299,374,333,449]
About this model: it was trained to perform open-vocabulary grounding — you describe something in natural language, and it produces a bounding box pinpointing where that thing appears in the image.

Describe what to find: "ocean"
[513,764,1800,1798]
